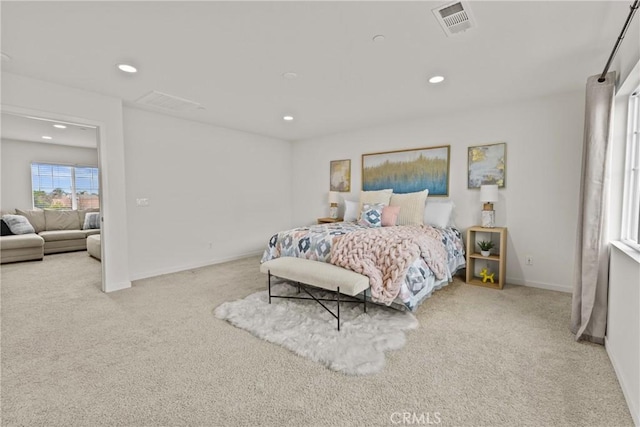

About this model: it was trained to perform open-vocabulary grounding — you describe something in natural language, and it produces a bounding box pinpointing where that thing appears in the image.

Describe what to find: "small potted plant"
[477,240,495,257]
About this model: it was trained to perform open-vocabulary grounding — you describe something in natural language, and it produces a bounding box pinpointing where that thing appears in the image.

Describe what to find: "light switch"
[136,198,150,207]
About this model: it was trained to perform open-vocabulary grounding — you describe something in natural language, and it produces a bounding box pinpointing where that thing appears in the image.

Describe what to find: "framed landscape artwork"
[330,159,351,192]
[467,142,506,188]
[362,145,450,196]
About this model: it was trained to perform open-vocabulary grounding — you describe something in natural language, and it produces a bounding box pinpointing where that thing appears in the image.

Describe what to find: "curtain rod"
[598,0,640,83]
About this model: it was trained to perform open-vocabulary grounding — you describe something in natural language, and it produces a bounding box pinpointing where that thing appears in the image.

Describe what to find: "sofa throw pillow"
[15,209,45,233]
[2,214,36,235]
[78,208,100,227]
[381,205,401,227]
[359,203,385,228]
[390,190,429,225]
[83,212,101,230]
[1,219,15,236]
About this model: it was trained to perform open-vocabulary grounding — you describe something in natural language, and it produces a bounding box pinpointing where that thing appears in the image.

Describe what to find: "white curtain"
[571,72,616,344]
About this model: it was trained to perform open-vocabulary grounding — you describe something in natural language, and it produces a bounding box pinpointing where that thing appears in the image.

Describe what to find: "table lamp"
[329,191,339,219]
[480,184,499,228]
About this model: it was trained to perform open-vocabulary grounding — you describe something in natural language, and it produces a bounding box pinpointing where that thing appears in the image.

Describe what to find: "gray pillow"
[2,214,36,235]
[83,212,101,230]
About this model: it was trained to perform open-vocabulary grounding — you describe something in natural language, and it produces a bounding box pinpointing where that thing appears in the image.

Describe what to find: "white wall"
[2,72,130,292]
[292,91,585,292]
[1,138,98,210]
[607,243,640,427]
[123,107,293,280]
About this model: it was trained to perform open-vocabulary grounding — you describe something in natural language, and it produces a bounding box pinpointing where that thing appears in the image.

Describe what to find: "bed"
[260,221,465,311]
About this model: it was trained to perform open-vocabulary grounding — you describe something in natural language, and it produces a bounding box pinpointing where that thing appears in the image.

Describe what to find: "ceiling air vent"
[135,90,204,112]
[432,1,476,37]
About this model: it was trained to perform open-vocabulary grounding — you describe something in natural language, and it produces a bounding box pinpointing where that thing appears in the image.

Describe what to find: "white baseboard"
[103,281,132,293]
[606,337,640,427]
[506,276,572,293]
[129,250,264,282]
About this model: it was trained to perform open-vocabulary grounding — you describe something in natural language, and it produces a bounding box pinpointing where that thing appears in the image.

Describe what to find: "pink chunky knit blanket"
[330,225,448,305]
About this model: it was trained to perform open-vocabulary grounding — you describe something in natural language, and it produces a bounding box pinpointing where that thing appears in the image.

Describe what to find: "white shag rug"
[214,283,418,375]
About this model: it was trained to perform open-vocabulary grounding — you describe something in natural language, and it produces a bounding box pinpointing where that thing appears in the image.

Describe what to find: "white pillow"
[344,200,360,222]
[390,190,429,226]
[359,189,393,212]
[423,200,454,229]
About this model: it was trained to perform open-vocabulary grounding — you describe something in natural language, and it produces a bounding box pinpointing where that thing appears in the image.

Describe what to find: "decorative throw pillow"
[359,203,385,228]
[83,212,101,230]
[1,219,15,236]
[343,200,360,222]
[390,190,429,225]
[381,205,401,227]
[359,189,393,213]
[423,200,455,229]
[78,208,100,227]
[2,214,36,235]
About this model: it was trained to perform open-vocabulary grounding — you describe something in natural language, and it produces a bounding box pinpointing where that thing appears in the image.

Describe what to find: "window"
[31,163,99,210]
[621,86,640,250]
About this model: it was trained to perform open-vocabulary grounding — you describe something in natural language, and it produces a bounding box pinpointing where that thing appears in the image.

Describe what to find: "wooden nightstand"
[317,217,343,224]
[465,226,507,289]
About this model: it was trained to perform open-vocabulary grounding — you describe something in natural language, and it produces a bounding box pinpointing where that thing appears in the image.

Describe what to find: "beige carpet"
[1,252,633,427]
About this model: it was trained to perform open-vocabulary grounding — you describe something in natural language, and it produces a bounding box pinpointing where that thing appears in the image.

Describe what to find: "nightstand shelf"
[465,226,507,290]
[317,217,343,224]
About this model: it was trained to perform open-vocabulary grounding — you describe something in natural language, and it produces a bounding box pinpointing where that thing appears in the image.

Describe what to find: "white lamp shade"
[328,191,340,204]
[480,185,499,203]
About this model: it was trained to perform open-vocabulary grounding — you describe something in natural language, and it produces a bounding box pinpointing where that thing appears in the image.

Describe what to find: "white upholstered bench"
[260,257,370,330]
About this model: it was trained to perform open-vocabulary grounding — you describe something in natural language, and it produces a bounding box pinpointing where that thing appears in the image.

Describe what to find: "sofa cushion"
[38,230,86,242]
[15,209,46,233]
[44,210,81,231]
[83,229,101,237]
[1,219,14,236]
[0,234,45,250]
[2,215,36,235]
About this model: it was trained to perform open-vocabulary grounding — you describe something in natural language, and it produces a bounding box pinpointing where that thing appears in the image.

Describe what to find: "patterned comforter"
[261,222,465,311]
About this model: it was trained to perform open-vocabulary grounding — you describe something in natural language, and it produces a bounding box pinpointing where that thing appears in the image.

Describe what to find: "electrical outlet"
[525,255,533,266]
[136,198,150,207]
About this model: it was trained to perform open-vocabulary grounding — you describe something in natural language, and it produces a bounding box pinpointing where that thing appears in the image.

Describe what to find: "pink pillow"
[381,205,400,227]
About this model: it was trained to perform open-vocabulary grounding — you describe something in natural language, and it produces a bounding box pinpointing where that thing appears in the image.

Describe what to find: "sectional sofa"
[0,208,100,264]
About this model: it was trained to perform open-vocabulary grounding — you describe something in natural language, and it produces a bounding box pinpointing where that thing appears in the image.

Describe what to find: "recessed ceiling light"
[42,136,53,140]
[117,63,138,73]
[429,75,445,84]
[282,72,298,80]
[283,115,294,121]
[53,124,67,129]
[373,35,385,42]
[1,52,11,62]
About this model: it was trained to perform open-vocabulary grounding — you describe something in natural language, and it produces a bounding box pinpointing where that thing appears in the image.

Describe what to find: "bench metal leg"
[337,286,340,331]
[364,288,367,313]
[265,273,369,331]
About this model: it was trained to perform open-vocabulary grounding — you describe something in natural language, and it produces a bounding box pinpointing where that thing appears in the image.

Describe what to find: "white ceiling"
[1,113,98,148]
[0,1,635,141]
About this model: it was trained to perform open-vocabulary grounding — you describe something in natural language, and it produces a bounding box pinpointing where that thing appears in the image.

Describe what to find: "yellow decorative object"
[479,267,495,284]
